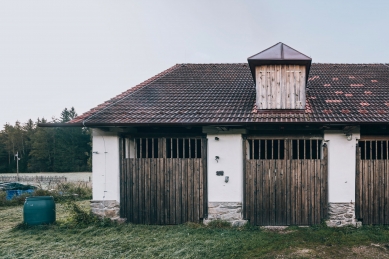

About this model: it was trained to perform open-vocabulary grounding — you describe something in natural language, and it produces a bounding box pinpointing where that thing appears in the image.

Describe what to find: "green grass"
[1,203,389,258]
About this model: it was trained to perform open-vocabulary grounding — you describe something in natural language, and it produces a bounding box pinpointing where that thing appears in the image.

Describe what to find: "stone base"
[203,202,247,227]
[90,200,125,222]
[326,202,362,227]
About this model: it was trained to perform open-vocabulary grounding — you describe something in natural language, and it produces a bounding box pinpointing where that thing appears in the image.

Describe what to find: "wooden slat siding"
[176,158,181,224]
[250,159,254,223]
[188,158,194,222]
[255,160,260,225]
[244,137,328,226]
[193,159,199,223]
[122,137,206,225]
[146,158,151,224]
[181,159,187,223]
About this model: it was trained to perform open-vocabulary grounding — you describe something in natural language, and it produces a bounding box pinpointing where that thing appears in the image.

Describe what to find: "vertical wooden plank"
[182,159,188,223]
[264,160,269,225]
[161,157,167,225]
[362,161,370,224]
[271,160,276,225]
[127,159,132,222]
[188,158,194,222]
[133,158,139,223]
[257,160,262,225]
[286,139,291,225]
[150,158,155,224]
[297,159,301,225]
[291,159,296,224]
[250,160,255,224]
[199,158,203,221]
[175,158,181,224]
[146,158,151,224]
[166,154,171,224]
[386,159,389,224]
[380,160,384,224]
[140,159,145,224]
[194,158,201,222]
[302,160,307,225]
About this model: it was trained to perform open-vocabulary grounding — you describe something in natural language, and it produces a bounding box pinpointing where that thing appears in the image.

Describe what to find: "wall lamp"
[346,133,352,141]
[215,137,219,141]
[215,156,219,162]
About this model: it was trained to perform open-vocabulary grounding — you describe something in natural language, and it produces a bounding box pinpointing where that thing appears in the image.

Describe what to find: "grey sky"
[1,0,388,127]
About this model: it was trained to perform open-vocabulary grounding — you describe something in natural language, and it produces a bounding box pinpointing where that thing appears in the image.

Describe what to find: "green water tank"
[23,196,56,225]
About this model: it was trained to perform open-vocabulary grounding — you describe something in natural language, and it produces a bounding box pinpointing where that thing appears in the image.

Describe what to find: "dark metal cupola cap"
[247,42,312,81]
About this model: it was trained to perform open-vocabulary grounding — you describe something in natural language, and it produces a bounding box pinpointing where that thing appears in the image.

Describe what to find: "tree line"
[0,107,91,173]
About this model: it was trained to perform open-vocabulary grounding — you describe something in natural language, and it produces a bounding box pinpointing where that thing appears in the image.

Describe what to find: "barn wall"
[91,129,120,202]
[207,133,243,202]
[324,129,360,203]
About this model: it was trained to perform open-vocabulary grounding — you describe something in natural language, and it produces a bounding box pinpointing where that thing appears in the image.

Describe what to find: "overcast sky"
[1,0,389,127]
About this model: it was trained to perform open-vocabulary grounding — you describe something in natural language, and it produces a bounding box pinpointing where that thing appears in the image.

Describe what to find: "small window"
[247,139,285,160]
[359,140,388,160]
[292,139,322,159]
[167,138,202,158]
[135,138,159,158]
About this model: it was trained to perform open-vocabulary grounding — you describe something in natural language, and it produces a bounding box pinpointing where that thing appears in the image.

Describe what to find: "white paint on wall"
[324,129,360,203]
[207,134,243,202]
[92,129,120,202]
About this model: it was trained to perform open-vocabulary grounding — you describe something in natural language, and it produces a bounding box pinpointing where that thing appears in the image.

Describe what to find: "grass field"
[1,202,389,258]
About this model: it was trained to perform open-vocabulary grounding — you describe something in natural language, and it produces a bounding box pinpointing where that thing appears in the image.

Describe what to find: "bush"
[0,182,92,207]
[207,219,232,228]
[64,201,114,227]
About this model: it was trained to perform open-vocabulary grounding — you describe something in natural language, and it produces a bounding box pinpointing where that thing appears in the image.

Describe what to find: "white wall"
[92,129,120,201]
[324,130,360,203]
[207,134,243,202]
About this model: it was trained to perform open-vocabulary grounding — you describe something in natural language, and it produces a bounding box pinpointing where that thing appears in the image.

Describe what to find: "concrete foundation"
[326,202,362,227]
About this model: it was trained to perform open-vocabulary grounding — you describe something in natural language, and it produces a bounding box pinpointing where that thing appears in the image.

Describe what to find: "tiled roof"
[70,63,389,125]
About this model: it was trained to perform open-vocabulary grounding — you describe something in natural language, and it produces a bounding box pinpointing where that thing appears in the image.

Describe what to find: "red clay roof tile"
[70,63,389,125]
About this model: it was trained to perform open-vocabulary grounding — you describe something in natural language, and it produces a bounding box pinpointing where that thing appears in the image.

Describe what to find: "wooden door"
[120,137,207,224]
[356,139,389,225]
[243,138,328,225]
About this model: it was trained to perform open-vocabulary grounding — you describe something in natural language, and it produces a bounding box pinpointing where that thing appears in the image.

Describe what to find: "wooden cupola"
[247,42,312,110]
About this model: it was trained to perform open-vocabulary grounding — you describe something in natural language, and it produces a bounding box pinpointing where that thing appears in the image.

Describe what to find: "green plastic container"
[23,196,56,225]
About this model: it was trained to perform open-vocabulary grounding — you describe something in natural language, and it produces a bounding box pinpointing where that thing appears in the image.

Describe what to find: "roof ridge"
[69,64,181,124]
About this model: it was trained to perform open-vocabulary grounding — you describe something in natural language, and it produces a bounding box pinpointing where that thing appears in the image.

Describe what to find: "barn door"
[120,137,207,224]
[356,139,389,225]
[243,138,328,225]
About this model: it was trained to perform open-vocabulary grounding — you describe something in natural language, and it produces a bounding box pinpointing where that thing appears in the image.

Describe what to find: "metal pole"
[15,152,19,181]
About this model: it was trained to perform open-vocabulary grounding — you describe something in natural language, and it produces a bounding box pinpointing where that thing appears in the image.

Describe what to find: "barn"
[40,43,389,226]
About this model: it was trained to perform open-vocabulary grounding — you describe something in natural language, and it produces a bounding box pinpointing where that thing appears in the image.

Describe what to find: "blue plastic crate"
[6,189,34,200]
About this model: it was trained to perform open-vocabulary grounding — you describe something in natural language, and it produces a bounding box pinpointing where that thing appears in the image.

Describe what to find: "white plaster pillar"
[324,129,360,203]
[91,129,120,202]
[207,133,244,202]
[203,129,247,226]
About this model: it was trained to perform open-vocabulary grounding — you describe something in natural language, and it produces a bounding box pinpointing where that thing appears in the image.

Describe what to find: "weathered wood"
[243,137,328,226]
[121,137,206,225]
[255,65,306,110]
[356,140,389,225]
